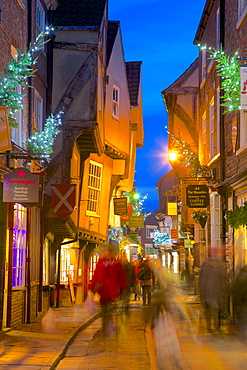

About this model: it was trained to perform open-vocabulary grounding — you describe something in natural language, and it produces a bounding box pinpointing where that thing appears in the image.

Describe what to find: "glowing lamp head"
[168,151,178,161]
[133,193,140,200]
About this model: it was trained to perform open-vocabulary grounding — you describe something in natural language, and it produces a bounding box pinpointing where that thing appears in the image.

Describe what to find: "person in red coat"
[88,243,127,335]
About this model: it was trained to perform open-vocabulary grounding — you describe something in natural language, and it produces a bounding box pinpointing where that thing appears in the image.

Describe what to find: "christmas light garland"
[153,230,170,246]
[169,132,210,177]
[199,44,241,112]
[0,26,53,127]
[25,113,62,161]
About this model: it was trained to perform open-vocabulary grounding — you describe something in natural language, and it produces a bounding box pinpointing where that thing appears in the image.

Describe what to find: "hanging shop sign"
[113,197,128,216]
[167,202,178,216]
[3,167,39,203]
[0,106,12,152]
[128,216,144,228]
[186,185,209,208]
[51,184,76,219]
[170,229,178,239]
[240,65,247,110]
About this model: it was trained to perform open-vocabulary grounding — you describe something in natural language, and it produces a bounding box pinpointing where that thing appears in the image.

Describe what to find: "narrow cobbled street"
[55,299,247,370]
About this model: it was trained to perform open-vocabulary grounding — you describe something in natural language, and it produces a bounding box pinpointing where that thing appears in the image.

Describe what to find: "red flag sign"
[51,184,76,219]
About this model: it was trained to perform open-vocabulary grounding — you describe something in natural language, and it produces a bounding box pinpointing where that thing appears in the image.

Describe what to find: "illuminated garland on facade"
[169,133,210,177]
[199,44,240,112]
[153,230,169,246]
[0,26,53,127]
[25,113,62,161]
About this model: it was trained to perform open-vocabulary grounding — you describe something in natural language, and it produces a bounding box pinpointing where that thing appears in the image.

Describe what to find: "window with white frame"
[36,0,45,45]
[146,226,157,239]
[209,98,215,159]
[34,90,43,131]
[201,50,207,85]
[216,87,220,154]
[210,193,221,249]
[239,111,247,150]
[112,84,120,119]
[87,161,102,214]
[202,112,207,164]
[60,248,75,283]
[11,84,23,147]
[89,253,99,282]
[12,204,27,287]
[10,46,23,147]
[216,7,220,50]
[239,0,247,18]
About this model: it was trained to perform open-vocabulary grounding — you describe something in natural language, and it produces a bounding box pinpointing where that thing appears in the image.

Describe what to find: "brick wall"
[11,289,26,329]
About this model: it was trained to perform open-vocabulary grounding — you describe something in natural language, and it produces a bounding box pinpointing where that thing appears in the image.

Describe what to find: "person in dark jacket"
[199,256,227,331]
[139,254,153,306]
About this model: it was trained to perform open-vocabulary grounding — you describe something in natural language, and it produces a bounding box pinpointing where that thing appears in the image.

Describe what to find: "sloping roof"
[126,61,142,107]
[52,0,106,27]
[106,21,120,66]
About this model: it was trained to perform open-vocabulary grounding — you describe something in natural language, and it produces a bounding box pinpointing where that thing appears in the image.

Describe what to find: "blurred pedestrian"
[132,259,141,301]
[122,252,135,311]
[233,265,247,339]
[138,254,153,306]
[88,243,128,335]
[199,253,227,331]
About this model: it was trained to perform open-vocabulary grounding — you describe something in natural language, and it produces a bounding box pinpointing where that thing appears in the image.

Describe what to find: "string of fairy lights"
[0,26,53,127]
[25,113,63,161]
[199,44,241,112]
[167,44,242,173]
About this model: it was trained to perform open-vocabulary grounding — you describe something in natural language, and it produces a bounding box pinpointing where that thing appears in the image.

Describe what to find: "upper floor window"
[209,98,215,159]
[202,112,207,164]
[11,84,23,147]
[201,50,207,87]
[12,204,27,287]
[112,85,120,119]
[34,90,43,131]
[36,0,45,47]
[216,7,220,50]
[146,226,157,239]
[87,161,102,214]
[238,110,247,151]
[237,0,247,27]
[216,87,220,154]
[239,0,247,16]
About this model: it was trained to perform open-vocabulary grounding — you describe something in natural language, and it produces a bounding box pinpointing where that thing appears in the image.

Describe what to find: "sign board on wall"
[129,216,144,228]
[113,197,128,216]
[186,185,209,208]
[3,168,39,203]
[167,202,177,216]
[240,65,247,110]
[51,184,76,219]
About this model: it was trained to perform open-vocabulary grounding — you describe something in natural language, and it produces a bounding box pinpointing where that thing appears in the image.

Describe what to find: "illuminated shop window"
[60,248,74,283]
[112,84,120,119]
[89,252,99,282]
[12,204,27,287]
[87,161,102,214]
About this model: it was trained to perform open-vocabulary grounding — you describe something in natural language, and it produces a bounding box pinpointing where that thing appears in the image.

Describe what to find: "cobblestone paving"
[56,305,152,370]
[56,301,247,370]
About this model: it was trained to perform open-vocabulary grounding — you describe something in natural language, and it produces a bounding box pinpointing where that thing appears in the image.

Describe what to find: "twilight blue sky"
[109,0,206,212]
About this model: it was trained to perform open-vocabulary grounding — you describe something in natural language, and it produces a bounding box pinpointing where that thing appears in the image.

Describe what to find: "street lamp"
[168,151,178,161]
